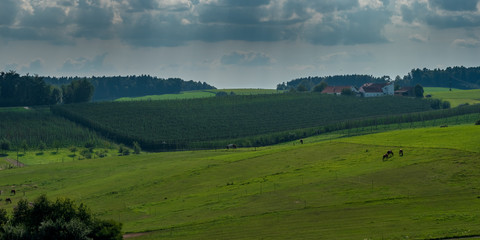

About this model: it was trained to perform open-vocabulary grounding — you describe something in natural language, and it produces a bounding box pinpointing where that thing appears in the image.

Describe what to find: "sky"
[0,0,479,89]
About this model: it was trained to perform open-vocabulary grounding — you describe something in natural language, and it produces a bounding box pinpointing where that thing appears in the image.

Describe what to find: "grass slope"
[1,125,480,239]
[424,88,480,107]
[115,89,282,102]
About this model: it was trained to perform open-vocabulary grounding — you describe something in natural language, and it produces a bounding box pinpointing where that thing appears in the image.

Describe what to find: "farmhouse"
[321,86,358,95]
[394,86,414,96]
[359,83,394,97]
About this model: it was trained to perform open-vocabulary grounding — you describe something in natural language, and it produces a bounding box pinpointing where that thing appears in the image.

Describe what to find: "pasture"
[424,88,480,107]
[1,125,479,239]
[115,89,282,101]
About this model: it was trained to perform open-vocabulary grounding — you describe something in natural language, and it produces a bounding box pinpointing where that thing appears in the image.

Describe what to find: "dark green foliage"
[0,108,105,150]
[0,194,122,240]
[313,81,327,92]
[51,93,449,151]
[341,88,354,96]
[89,219,122,240]
[44,75,215,101]
[0,71,60,107]
[62,79,94,104]
[426,99,451,109]
[398,66,480,89]
[0,139,10,154]
[414,84,424,98]
[296,84,308,92]
[215,91,228,97]
[281,75,386,90]
[133,141,141,154]
[475,119,480,125]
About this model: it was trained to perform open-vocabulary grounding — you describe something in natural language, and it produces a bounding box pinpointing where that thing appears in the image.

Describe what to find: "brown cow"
[10,189,15,195]
[5,198,12,204]
[383,153,389,161]
[387,150,394,157]
[399,149,404,157]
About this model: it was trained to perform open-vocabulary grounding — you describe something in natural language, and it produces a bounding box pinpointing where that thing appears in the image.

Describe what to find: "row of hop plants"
[51,93,437,151]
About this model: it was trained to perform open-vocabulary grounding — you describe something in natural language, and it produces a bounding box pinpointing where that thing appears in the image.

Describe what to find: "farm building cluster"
[321,83,414,97]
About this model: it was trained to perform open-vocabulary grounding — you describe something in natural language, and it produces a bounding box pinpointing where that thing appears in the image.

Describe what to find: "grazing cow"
[387,150,394,157]
[5,198,11,204]
[226,144,237,150]
[10,189,15,195]
[300,139,304,144]
[440,125,448,128]
[382,153,389,161]
[399,149,404,157]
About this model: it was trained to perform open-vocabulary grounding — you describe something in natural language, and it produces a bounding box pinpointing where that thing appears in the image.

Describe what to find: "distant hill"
[44,75,216,101]
[281,66,480,91]
[397,66,480,89]
[277,75,389,91]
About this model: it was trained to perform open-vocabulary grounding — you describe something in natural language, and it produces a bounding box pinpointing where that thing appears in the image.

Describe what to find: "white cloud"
[452,38,480,48]
[409,34,428,43]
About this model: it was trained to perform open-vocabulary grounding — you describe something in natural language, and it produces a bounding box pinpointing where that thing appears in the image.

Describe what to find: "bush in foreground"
[0,194,122,240]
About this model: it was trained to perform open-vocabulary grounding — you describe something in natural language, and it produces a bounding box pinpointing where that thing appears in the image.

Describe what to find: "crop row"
[51,93,442,150]
[0,108,106,150]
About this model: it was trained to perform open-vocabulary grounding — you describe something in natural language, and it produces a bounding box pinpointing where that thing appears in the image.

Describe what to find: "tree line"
[277,75,389,91]
[0,71,94,107]
[279,66,480,91]
[44,75,216,101]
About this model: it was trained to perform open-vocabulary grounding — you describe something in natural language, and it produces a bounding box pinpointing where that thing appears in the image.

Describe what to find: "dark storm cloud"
[429,0,478,12]
[71,0,115,39]
[304,8,391,45]
[2,0,479,48]
[221,51,274,66]
[400,1,480,29]
[0,0,19,25]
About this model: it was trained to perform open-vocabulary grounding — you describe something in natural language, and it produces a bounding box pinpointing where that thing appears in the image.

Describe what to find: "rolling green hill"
[0,107,107,150]
[51,93,438,151]
[425,88,480,107]
[115,89,282,101]
[1,125,479,239]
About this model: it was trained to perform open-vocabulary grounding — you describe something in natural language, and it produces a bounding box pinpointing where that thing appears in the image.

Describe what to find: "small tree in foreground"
[0,194,122,240]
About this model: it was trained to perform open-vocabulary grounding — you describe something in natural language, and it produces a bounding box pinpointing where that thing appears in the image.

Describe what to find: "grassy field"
[1,124,479,239]
[115,89,282,101]
[424,87,480,107]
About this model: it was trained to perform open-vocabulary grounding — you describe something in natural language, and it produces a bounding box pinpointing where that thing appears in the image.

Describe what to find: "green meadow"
[115,89,282,101]
[424,88,480,107]
[1,124,480,239]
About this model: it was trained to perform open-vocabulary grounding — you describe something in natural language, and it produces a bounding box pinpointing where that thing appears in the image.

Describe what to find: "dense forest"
[0,71,93,107]
[44,75,216,101]
[397,66,480,89]
[277,75,389,91]
[281,66,480,90]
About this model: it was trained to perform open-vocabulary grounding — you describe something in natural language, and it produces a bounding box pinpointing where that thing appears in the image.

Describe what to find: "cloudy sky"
[0,0,479,88]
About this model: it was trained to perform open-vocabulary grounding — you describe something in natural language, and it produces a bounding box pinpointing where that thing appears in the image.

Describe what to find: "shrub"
[0,194,122,240]
[475,119,480,125]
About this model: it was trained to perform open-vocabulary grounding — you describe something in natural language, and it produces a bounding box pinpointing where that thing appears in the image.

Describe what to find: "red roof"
[321,86,352,94]
[360,83,387,93]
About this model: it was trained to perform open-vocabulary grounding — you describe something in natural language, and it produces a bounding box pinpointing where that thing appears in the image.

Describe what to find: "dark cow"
[382,153,389,161]
[10,189,15,195]
[300,139,304,144]
[5,198,12,204]
[387,150,394,157]
[226,144,237,150]
[399,149,404,157]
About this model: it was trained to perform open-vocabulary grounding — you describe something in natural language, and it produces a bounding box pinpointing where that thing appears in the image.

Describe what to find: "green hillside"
[0,107,107,150]
[51,93,437,151]
[425,88,480,107]
[115,89,282,101]
[1,125,479,239]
